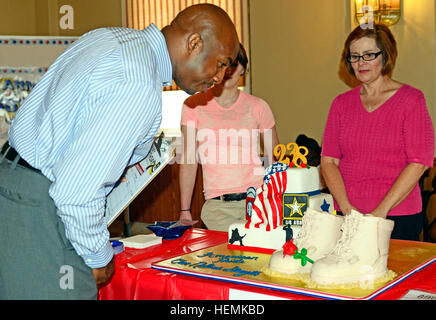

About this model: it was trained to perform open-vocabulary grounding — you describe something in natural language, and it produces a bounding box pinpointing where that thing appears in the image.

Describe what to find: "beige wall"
[0,0,37,35]
[389,0,436,147]
[249,0,436,155]
[0,0,122,36]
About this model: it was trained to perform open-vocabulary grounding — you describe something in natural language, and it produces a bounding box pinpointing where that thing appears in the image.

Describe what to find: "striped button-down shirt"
[9,24,173,268]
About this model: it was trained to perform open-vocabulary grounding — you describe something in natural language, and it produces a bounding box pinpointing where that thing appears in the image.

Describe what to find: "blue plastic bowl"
[146,221,192,240]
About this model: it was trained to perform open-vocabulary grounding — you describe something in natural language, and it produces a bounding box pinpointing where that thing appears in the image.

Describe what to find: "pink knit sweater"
[322,84,434,216]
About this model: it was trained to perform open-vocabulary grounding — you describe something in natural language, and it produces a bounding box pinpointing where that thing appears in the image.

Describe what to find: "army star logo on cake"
[283,194,309,225]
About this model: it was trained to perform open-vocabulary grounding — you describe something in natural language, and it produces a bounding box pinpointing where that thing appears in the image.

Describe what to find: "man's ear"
[187,33,203,54]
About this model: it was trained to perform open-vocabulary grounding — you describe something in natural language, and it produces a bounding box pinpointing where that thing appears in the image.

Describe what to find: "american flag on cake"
[245,163,289,231]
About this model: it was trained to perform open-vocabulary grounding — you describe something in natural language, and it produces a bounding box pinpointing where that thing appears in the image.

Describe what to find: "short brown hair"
[237,43,249,71]
[341,24,398,77]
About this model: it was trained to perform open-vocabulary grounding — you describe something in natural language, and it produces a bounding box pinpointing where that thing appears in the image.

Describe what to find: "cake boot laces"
[294,212,313,248]
[331,212,359,259]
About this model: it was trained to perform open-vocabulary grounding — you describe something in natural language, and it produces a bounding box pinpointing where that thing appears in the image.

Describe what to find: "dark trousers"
[387,212,423,241]
[0,148,97,299]
[336,211,423,241]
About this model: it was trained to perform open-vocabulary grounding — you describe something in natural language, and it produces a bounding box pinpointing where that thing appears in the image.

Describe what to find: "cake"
[263,209,396,289]
[226,153,396,288]
[227,161,335,254]
[309,210,396,288]
[266,208,344,275]
[226,143,397,289]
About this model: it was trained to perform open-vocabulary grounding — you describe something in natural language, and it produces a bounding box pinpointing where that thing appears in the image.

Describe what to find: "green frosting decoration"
[293,248,314,266]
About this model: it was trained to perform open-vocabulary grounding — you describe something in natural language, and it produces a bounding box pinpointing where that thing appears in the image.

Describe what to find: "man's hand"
[92,257,115,287]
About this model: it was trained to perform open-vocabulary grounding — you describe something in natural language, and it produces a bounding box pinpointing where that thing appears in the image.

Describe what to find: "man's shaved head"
[162,4,240,95]
[172,3,237,40]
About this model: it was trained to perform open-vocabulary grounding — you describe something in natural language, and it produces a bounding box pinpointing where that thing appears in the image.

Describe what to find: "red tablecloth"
[98,228,436,300]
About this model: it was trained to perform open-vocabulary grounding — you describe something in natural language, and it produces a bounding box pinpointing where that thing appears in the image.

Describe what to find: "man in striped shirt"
[0,4,239,299]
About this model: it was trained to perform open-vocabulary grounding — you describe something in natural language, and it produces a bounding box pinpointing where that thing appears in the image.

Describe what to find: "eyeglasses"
[347,51,383,63]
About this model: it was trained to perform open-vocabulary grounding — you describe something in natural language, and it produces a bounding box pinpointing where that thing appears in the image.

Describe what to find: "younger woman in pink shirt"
[321,24,434,241]
[179,44,279,231]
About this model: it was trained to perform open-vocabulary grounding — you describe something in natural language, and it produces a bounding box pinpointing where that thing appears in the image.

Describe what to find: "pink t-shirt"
[322,84,435,216]
[181,90,276,199]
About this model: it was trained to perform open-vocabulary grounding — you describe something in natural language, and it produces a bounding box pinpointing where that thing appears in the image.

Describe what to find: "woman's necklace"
[361,79,401,113]
[363,95,382,112]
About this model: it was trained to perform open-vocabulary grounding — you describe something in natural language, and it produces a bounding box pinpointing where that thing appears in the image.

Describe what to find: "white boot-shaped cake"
[310,210,394,287]
[267,208,344,275]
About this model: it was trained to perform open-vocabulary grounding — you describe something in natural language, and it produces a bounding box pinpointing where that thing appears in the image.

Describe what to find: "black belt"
[212,192,247,201]
[1,142,38,171]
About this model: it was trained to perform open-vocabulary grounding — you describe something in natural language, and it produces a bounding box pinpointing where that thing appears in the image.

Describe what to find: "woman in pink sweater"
[321,24,434,241]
